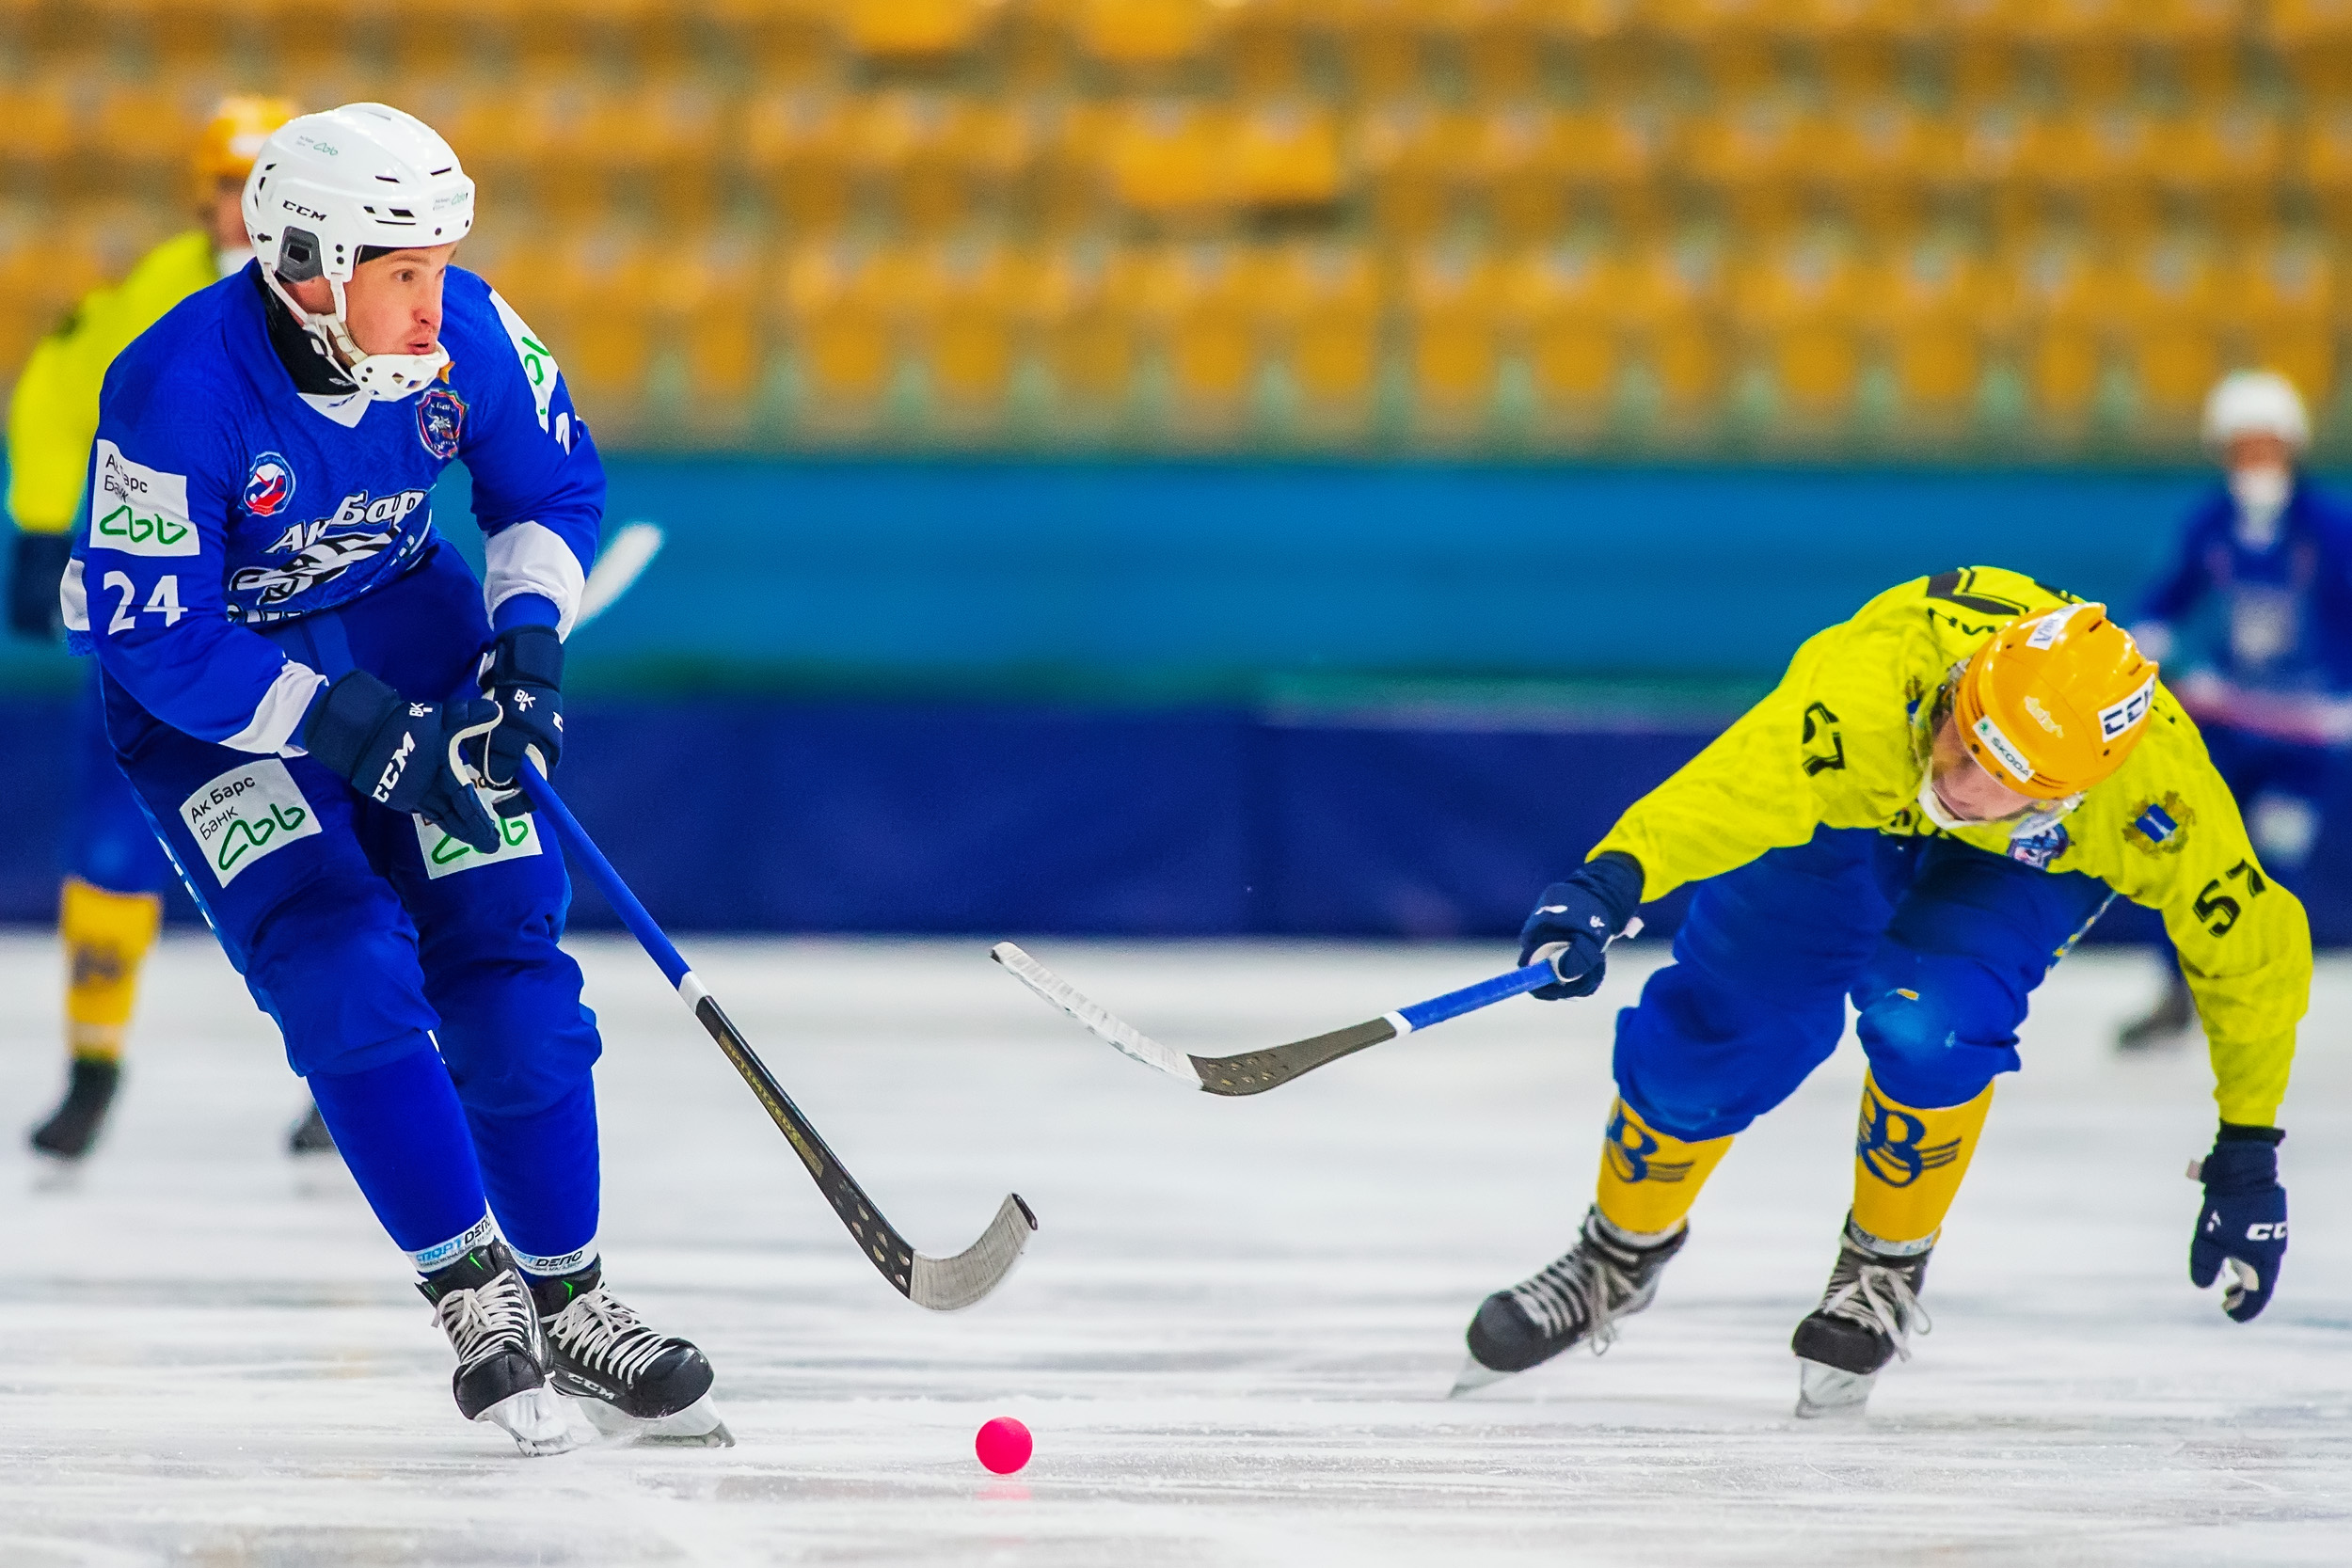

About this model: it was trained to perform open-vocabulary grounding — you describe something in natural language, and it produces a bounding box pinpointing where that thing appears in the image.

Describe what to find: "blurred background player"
[1467,574,2305,1417]
[2118,372,2352,1050]
[5,94,308,1161]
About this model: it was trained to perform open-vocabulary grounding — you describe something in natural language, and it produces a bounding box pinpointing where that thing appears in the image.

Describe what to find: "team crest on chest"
[416,387,466,459]
[242,451,296,516]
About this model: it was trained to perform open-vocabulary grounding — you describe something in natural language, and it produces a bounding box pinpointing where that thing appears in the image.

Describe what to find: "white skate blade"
[477,1386,580,1456]
[1448,1356,1515,1399]
[577,1392,736,1449]
[1794,1358,1877,1419]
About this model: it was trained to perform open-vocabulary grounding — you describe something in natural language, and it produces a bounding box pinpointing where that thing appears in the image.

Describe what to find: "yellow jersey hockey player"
[6,95,299,1160]
[1459,567,2307,1417]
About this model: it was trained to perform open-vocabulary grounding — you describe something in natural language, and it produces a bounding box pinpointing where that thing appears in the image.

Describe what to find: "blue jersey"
[67,261,601,752]
[2137,479,2352,746]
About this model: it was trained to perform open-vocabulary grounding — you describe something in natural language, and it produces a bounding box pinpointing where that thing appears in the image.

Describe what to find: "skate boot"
[287,1101,338,1156]
[2117,976,2194,1052]
[531,1261,732,1447]
[418,1240,579,1456]
[1790,1214,1933,1418]
[1453,1205,1689,1395]
[29,1057,121,1161]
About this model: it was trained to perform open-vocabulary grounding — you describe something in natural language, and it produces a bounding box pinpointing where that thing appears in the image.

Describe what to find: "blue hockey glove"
[1517,852,1645,1001]
[302,670,502,854]
[8,531,72,641]
[477,625,563,818]
[2188,1125,2287,1323]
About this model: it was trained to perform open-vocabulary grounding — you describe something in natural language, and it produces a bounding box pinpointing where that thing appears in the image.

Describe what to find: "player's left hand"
[479,624,563,817]
[2189,1126,2287,1323]
[8,531,72,641]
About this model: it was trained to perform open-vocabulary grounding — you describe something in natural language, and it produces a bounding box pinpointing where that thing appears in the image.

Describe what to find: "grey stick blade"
[908,1193,1039,1311]
[1186,1016,1398,1097]
[990,942,1205,1085]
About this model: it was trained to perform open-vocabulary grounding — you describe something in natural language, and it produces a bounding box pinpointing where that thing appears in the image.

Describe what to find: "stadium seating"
[0,0,2340,454]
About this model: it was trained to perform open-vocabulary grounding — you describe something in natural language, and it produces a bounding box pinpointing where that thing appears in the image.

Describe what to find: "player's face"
[342,243,461,357]
[1927,714,2036,824]
[2224,432,2294,476]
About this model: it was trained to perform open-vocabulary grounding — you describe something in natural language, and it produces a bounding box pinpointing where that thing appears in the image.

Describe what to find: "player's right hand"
[8,531,72,641]
[2189,1127,2288,1323]
[1517,852,1645,1001]
[301,670,502,854]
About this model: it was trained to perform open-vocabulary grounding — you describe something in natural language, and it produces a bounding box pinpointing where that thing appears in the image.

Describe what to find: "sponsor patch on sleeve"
[178,760,322,886]
[413,810,542,879]
[90,439,198,557]
[487,289,560,433]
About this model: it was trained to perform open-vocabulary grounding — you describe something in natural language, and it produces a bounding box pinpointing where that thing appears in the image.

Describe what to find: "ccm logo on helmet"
[2097,674,2156,742]
[279,198,328,220]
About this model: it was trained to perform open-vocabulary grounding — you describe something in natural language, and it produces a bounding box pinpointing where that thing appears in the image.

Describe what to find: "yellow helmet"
[191,94,301,201]
[1953,602,2160,800]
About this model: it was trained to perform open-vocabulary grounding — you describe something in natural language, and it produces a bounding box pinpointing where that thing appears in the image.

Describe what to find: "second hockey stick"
[992,924,1639,1098]
[522,765,1036,1309]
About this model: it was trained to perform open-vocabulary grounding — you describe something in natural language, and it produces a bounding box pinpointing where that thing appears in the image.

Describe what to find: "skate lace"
[1820,1262,1933,1362]
[1511,1247,1636,1355]
[435,1268,539,1373]
[548,1288,674,1385]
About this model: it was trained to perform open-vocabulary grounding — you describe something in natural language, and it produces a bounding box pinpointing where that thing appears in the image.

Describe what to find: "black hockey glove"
[478,624,563,818]
[2189,1124,2287,1323]
[1517,852,1645,1001]
[302,670,502,854]
[8,531,72,641]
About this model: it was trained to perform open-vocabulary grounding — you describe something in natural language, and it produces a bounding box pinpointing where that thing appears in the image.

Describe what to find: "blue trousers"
[1614,828,2114,1141]
[103,544,601,1267]
[67,665,176,896]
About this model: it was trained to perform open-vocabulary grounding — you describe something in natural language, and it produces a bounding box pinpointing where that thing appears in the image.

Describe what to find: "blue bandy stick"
[991,919,1642,1098]
[521,764,1036,1309]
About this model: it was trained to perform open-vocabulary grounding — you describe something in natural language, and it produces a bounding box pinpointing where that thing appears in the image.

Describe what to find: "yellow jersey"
[1594,565,2309,1126]
[7,229,222,533]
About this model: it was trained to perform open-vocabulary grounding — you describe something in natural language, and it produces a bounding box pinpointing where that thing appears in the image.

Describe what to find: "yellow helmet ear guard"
[1952,602,2160,800]
[190,94,301,203]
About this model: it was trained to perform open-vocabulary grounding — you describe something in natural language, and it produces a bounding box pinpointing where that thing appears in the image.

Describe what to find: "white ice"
[3,932,2348,1565]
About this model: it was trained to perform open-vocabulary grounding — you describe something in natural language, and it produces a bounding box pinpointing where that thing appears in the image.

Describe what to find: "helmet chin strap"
[262,268,450,403]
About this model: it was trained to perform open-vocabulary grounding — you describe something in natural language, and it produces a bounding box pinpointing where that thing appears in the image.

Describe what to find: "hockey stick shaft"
[522,765,1034,1308]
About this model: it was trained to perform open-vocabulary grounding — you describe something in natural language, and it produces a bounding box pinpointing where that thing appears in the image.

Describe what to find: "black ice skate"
[1452,1205,1689,1396]
[286,1101,338,1156]
[1790,1214,1934,1418]
[418,1240,578,1456]
[29,1057,121,1161]
[531,1262,732,1447]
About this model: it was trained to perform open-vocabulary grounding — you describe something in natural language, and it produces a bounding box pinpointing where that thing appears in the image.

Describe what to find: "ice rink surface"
[2,931,2347,1566]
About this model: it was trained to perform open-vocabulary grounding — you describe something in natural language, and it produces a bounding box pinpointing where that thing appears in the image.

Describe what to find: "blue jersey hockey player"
[2120,371,2352,1048]
[64,103,724,1453]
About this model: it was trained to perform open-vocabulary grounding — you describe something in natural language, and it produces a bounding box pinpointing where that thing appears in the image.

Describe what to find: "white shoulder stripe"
[222,661,328,755]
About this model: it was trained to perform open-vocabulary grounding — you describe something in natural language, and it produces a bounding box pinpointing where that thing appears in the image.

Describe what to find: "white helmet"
[243,103,475,402]
[2202,370,2311,452]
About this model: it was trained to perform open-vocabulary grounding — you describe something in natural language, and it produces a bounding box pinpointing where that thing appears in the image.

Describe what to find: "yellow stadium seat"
[2015,0,2138,103]
[1549,0,1650,104]
[1358,103,1476,243]
[1032,244,1146,408]
[899,245,1025,423]
[1104,101,1232,225]
[1553,108,1665,236]
[1647,0,1777,97]
[1864,245,1993,419]
[1942,0,2030,108]
[658,236,770,423]
[1814,102,1933,243]
[1230,102,1343,214]
[1405,249,1506,425]
[2005,245,2121,422]
[0,82,79,189]
[2229,245,2336,405]
[2021,110,2160,243]
[1332,0,1434,102]
[547,233,658,406]
[781,244,903,417]
[1157,245,1264,431]
[1506,246,1624,412]
[2120,246,2223,420]
[842,0,1001,63]
[1474,107,1574,245]
[88,83,204,186]
[1227,0,1311,95]
[2269,0,2352,99]
[703,0,840,84]
[1074,0,1224,72]
[2300,108,2352,239]
[1263,243,1382,423]
[1679,103,1818,241]
[743,92,857,236]
[2152,109,2284,237]
[1620,243,1728,414]
[1782,0,1921,102]
[1460,0,1550,103]
[2130,0,2250,103]
[1732,241,1864,418]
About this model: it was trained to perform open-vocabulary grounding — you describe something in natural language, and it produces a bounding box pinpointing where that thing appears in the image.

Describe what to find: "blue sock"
[468,1081,601,1275]
[309,1041,489,1270]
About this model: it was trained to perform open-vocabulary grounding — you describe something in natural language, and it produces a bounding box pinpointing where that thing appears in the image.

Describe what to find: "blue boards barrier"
[5,694,2348,944]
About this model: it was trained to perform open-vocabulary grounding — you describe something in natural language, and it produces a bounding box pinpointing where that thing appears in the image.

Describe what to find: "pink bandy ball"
[975,1416,1032,1475]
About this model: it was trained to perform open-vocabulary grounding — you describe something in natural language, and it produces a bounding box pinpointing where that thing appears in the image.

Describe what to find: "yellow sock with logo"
[1593,1098,1735,1237]
[60,877,163,1064]
[1850,1074,1994,1246]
